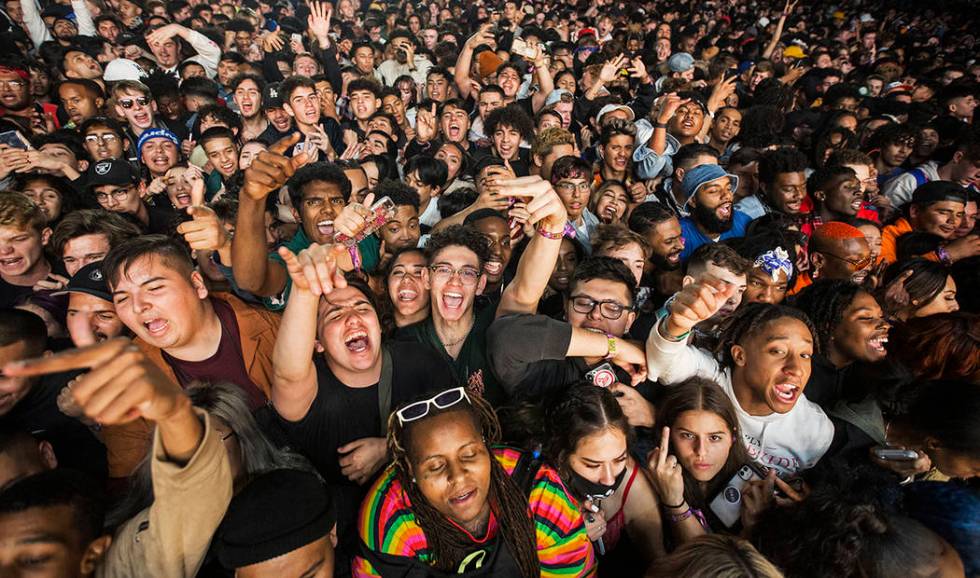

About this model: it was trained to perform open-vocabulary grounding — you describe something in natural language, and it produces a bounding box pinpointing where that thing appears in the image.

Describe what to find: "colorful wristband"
[536,226,564,240]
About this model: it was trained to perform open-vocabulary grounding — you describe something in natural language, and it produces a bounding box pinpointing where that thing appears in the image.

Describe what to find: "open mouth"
[397,288,418,302]
[772,382,799,404]
[602,206,618,219]
[176,193,191,206]
[447,123,461,140]
[785,200,802,212]
[484,260,503,276]
[142,318,169,336]
[151,155,170,167]
[221,162,236,173]
[717,202,733,219]
[850,199,863,211]
[449,488,477,506]
[868,334,888,354]
[442,291,464,310]
[316,220,335,238]
[134,112,150,124]
[0,256,23,269]
[668,251,681,263]
[344,330,370,353]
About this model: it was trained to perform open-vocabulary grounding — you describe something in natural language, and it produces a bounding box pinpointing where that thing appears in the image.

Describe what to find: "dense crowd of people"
[0,0,977,575]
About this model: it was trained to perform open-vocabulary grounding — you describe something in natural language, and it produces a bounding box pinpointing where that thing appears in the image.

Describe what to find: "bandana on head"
[754,247,793,282]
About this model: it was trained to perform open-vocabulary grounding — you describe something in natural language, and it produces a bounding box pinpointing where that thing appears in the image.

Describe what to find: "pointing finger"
[3,338,130,377]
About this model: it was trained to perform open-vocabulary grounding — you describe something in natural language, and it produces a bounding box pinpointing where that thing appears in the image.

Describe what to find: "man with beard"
[679,164,750,261]
[628,201,686,308]
[59,261,127,346]
[231,73,268,141]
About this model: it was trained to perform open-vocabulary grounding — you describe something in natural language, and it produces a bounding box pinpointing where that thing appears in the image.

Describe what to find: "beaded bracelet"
[536,227,564,240]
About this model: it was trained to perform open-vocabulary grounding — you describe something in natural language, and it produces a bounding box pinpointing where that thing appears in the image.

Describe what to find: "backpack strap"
[909,168,930,188]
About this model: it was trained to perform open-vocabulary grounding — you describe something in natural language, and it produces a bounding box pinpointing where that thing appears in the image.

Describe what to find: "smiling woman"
[353,388,594,577]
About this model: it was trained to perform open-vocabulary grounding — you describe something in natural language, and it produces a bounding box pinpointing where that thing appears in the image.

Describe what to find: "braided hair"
[714,303,820,366]
[386,392,540,577]
[794,279,865,352]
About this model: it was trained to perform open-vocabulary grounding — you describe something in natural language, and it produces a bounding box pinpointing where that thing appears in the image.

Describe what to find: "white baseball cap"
[103,59,146,82]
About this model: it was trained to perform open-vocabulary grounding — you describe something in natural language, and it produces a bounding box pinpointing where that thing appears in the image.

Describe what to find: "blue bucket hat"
[137,128,180,154]
[681,164,739,206]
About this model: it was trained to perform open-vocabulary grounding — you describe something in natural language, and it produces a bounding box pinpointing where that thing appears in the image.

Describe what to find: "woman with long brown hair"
[647,379,750,544]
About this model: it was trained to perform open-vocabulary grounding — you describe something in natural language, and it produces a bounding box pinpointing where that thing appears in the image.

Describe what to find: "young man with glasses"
[84,159,175,234]
[79,117,130,161]
[551,155,600,248]
[270,240,452,569]
[488,255,648,404]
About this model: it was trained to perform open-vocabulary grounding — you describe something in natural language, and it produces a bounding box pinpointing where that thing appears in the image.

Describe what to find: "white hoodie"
[646,318,835,477]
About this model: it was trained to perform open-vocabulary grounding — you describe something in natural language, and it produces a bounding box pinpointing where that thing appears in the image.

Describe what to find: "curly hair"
[386,391,540,577]
[793,279,866,352]
[424,224,492,268]
[485,104,535,142]
[714,303,819,366]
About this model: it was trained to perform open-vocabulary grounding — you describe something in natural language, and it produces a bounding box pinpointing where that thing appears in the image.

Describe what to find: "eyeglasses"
[555,181,592,194]
[823,252,873,271]
[84,134,120,144]
[118,96,150,109]
[0,79,26,89]
[569,295,633,320]
[396,387,471,425]
[94,187,134,203]
[429,264,481,285]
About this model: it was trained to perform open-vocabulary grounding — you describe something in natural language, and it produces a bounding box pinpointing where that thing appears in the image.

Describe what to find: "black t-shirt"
[275,340,455,558]
[2,371,108,484]
[0,277,34,309]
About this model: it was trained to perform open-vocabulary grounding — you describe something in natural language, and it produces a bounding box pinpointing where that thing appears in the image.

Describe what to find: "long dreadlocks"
[386,392,541,577]
[714,302,820,366]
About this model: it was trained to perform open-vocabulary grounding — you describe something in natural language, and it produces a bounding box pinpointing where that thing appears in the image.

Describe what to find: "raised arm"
[493,175,567,317]
[20,0,54,48]
[529,48,555,113]
[455,24,495,101]
[272,242,348,421]
[70,0,96,36]
[762,0,798,60]
[233,133,308,296]
[646,280,734,384]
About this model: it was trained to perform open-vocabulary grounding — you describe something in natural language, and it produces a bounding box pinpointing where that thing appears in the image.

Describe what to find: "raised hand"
[145,23,185,48]
[334,192,375,239]
[177,206,229,252]
[655,92,691,125]
[610,382,655,427]
[2,339,188,425]
[278,242,348,296]
[307,2,333,47]
[599,54,627,84]
[242,133,310,201]
[647,427,686,507]
[465,23,496,50]
[484,175,567,233]
[664,278,737,338]
[32,273,69,291]
[707,75,738,113]
[415,102,438,143]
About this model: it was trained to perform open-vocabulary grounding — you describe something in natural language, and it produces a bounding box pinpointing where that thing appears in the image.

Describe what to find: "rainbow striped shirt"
[353,446,596,576]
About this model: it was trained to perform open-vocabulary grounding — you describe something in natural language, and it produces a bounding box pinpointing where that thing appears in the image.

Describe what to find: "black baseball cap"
[85,159,139,187]
[263,82,284,110]
[53,261,111,302]
[910,181,968,206]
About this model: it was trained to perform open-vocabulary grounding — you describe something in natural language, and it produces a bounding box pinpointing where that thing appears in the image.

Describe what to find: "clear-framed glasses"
[94,187,134,203]
[555,181,592,194]
[0,79,26,89]
[569,295,633,320]
[396,387,471,425]
[84,133,120,145]
[429,264,481,285]
[118,96,150,109]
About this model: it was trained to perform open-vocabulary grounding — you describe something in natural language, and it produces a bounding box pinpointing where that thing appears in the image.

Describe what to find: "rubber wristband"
[661,498,686,509]
[935,245,952,266]
[536,227,564,240]
[670,509,693,523]
[348,245,361,272]
[653,121,669,129]
[604,333,617,360]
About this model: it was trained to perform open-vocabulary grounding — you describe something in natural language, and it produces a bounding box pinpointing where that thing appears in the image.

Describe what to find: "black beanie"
[216,469,334,569]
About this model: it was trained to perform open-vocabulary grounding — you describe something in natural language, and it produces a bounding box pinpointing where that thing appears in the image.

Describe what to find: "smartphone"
[585,362,616,388]
[334,196,396,247]
[709,463,766,527]
[511,38,537,59]
[292,139,319,162]
[724,67,739,80]
[873,447,919,461]
[0,130,30,150]
[291,33,303,44]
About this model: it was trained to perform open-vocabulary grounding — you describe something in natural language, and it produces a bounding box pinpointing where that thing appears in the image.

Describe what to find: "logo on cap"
[95,162,112,175]
[89,268,103,282]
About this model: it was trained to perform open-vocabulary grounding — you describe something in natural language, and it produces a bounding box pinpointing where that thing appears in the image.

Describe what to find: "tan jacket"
[99,410,233,578]
[102,293,280,479]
